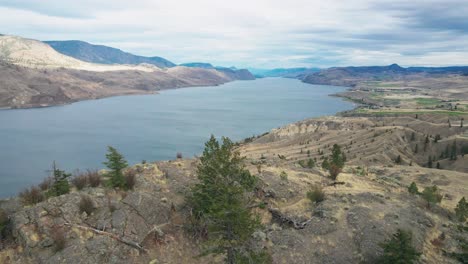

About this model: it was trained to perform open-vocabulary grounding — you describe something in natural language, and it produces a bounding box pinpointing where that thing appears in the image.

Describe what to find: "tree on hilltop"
[187,135,270,264]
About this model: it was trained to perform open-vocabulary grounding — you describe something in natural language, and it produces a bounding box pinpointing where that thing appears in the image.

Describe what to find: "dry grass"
[50,227,66,252]
[38,177,53,191]
[87,170,101,187]
[19,186,44,206]
[78,195,95,215]
[124,169,137,190]
[71,173,88,190]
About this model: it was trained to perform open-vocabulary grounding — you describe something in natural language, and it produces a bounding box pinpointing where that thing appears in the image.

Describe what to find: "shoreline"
[0,79,352,199]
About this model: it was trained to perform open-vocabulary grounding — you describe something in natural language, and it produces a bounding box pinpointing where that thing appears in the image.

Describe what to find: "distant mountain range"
[45,40,176,68]
[301,64,468,86]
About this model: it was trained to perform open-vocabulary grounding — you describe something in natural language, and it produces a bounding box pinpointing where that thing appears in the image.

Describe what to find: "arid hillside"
[0,62,251,109]
[0,114,466,264]
[0,35,255,109]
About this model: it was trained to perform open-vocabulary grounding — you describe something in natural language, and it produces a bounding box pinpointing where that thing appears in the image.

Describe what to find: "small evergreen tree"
[47,162,71,197]
[328,144,345,180]
[321,158,330,170]
[455,197,467,222]
[427,156,433,168]
[408,182,419,195]
[436,162,441,169]
[414,144,419,154]
[450,141,457,160]
[410,132,416,141]
[379,229,421,264]
[187,135,268,264]
[424,136,429,152]
[395,155,402,164]
[103,146,128,189]
[422,185,443,208]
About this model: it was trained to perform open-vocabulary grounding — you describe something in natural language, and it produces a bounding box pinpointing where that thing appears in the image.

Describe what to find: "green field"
[414,98,442,106]
[355,108,467,116]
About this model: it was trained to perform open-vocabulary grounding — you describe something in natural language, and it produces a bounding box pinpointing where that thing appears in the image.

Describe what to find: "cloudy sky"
[0,0,467,68]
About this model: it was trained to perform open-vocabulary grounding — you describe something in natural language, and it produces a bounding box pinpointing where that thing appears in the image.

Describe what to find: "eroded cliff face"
[1,115,467,264]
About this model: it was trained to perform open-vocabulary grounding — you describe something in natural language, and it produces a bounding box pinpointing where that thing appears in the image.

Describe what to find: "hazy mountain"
[179,62,214,69]
[45,40,175,68]
[180,63,255,80]
[249,67,320,78]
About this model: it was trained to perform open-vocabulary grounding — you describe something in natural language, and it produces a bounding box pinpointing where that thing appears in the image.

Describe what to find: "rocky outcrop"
[1,126,466,263]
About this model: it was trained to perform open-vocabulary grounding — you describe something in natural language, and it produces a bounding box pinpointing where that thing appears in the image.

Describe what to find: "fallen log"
[268,208,311,229]
[64,222,147,253]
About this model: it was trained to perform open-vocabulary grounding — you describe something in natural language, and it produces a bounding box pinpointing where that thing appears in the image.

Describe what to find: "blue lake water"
[0,78,354,198]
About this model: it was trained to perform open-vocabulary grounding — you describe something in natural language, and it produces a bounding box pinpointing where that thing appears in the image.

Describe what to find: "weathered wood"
[268,208,311,229]
[64,222,147,253]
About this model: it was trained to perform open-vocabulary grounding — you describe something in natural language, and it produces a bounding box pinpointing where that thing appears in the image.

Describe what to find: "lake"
[0,78,354,198]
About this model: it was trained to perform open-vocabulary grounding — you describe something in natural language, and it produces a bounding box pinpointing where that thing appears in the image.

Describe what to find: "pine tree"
[455,197,467,222]
[327,144,345,181]
[445,145,450,159]
[47,162,71,197]
[410,132,416,141]
[187,136,269,264]
[436,162,441,169]
[307,158,315,168]
[422,185,443,208]
[103,146,128,188]
[395,155,402,164]
[450,141,457,160]
[379,229,421,264]
[427,156,433,168]
[408,182,419,195]
[414,144,419,154]
[424,136,429,152]
[321,158,330,170]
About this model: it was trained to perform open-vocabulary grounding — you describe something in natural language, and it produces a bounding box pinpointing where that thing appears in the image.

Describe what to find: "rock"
[253,231,267,241]
[39,237,54,248]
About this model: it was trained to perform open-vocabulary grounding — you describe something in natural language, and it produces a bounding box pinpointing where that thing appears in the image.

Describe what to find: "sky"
[0,0,467,68]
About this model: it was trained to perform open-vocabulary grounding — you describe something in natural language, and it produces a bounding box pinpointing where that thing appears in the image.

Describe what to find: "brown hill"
[0,114,466,263]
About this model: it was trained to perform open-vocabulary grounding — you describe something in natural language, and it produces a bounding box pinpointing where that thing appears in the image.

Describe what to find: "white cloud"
[0,0,467,68]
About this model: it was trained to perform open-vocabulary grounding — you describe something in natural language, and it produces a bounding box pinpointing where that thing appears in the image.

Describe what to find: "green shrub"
[379,229,420,264]
[455,197,467,222]
[408,182,419,195]
[280,171,288,181]
[421,185,442,208]
[307,185,325,204]
[47,164,71,197]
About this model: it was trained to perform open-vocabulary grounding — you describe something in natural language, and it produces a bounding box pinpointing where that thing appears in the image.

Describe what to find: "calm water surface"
[0,78,354,197]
